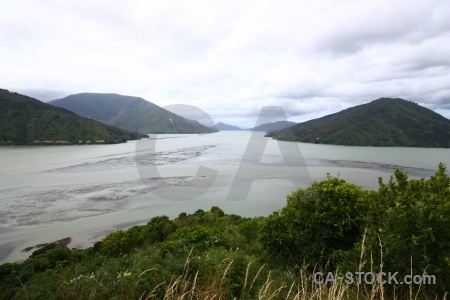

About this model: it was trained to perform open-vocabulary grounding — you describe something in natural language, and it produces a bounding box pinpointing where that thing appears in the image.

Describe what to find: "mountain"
[50,93,217,134]
[214,122,242,131]
[251,121,297,132]
[0,89,143,145]
[267,98,450,147]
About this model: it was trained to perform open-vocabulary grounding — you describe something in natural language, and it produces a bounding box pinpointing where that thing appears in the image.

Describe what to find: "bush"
[162,225,228,254]
[93,216,177,256]
[350,163,450,295]
[261,175,366,271]
[1,167,448,299]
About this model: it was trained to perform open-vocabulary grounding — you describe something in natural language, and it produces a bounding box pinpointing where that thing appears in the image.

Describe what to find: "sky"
[1,0,450,128]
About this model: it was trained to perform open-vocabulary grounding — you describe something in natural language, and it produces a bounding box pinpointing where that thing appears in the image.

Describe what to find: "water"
[0,131,449,263]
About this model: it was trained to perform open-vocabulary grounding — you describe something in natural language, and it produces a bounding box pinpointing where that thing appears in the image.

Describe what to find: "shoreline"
[1,132,448,265]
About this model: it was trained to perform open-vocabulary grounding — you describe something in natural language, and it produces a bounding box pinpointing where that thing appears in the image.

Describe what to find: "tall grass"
[11,242,444,300]
[69,252,444,300]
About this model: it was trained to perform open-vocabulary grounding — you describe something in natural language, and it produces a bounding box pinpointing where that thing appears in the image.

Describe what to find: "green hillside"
[50,93,218,134]
[267,98,450,147]
[0,89,142,145]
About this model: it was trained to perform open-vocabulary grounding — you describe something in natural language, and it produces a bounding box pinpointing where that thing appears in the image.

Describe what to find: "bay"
[0,131,448,263]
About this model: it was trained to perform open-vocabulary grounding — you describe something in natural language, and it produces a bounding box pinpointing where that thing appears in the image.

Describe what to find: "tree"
[357,163,450,295]
[261,175,366,271]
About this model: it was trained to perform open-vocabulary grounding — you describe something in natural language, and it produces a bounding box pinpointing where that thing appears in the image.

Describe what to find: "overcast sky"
[1,0,450,127]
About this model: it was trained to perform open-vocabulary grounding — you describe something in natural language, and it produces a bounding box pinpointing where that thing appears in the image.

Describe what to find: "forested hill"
[50,93,217,134]
[0,89,142,145]
[267,97,450,147]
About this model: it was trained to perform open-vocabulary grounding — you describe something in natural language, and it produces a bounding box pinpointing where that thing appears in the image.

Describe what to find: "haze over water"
[1,131,449,263]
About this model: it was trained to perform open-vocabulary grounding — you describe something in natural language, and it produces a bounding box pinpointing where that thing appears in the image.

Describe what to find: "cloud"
[1,0,449,127]
[15,89,68,102]
[310,0,450,54]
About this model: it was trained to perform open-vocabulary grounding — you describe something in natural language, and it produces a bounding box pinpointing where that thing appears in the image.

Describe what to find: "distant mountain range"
[213,121,297,132]
[3,90,449,148]
[50,93,217,134]
[250,121,297,132]
[0,89,143,145]
[214,122,242,131]
[267,98,450,147]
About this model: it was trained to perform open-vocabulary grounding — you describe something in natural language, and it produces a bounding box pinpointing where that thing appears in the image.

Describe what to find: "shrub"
[352,163,450,295]
[261,175,366,271]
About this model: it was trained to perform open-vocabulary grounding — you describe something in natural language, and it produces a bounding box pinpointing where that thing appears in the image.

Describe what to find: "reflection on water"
[0,131,449,263]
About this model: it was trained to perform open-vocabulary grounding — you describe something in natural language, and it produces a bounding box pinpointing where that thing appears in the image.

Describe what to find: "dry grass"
[128,233,444,300]
[19,235,445,300]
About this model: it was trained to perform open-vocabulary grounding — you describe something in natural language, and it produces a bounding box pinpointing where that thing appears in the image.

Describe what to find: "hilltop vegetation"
[1,164,448,299]
[0,89,143,145]
[50,93,217,134]
[267,98,450,147]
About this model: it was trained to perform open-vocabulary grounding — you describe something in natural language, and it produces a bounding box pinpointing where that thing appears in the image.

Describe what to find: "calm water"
[1,131,449,263]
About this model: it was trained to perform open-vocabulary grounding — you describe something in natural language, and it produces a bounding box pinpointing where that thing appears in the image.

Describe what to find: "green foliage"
[0,89,143,145]
[352,163,450,295]
[162,225,228,254]
[261,164,449,296]
[210,205,225,217]
[267,97,450,147]
[0,246,82,298]
[1,168,449,299]
[144,215,178,243]
[94,216,178,256]
[261,175,366,270]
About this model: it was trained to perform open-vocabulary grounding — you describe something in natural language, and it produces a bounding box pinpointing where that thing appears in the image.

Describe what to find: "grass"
[2,166,448,299]
[16,250,442,300]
